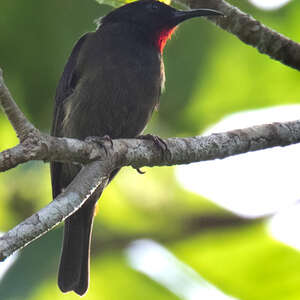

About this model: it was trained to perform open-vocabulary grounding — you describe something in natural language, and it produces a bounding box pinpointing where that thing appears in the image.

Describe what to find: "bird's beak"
[172,8,223,24]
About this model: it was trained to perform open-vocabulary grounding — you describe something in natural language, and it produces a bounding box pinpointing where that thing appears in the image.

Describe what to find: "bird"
[51,0,222,295]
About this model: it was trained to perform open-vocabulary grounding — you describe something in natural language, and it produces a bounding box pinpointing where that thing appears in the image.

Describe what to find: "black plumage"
[51,0,222,295]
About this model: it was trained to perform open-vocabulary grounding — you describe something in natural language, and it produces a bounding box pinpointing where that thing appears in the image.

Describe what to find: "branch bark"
[2,120,300,173]
[184,0,300,71]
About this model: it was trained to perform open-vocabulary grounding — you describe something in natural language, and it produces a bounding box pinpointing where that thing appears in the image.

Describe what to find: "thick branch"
[0,134,108,172]
[184,0,300,71]
[1,120,300,172]
[120,121,300,168]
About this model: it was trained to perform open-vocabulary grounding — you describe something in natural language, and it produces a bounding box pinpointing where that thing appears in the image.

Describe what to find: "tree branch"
[184,0,300,71]
[0,161,110,260]
[1,119,300,260]
[1,120,300,172]
[0,69,38,141]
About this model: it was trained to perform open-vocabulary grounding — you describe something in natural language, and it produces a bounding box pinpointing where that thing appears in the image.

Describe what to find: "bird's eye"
[152,2,159,10]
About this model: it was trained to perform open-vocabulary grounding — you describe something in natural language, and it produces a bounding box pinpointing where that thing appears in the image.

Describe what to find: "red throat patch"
[156,26,177,53]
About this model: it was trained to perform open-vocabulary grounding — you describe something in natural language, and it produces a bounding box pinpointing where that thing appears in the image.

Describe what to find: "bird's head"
[100,0,223,52]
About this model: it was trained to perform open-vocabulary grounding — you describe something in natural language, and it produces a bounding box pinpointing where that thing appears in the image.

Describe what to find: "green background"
[1,0,300,299]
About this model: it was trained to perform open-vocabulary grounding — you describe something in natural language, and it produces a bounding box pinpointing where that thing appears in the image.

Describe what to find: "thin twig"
[0,69,38,141]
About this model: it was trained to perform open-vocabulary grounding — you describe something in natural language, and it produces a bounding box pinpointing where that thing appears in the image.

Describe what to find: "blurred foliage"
[95,0,172,8]
[1,0,300,299]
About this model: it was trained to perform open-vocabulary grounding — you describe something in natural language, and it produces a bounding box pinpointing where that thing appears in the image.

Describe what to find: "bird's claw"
[85,135,113,156]
[135,168,146,174]
[139,134,171,159]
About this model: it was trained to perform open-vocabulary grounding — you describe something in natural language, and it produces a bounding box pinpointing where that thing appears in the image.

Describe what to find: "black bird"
[51,0,222,295]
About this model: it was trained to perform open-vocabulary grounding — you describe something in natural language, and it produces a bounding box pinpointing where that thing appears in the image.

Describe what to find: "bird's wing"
[50,33,89,198]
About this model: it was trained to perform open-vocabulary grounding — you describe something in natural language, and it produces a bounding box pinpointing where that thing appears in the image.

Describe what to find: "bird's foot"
[138,134,171,159]
[135,168,146,174]
[85,135,113,156]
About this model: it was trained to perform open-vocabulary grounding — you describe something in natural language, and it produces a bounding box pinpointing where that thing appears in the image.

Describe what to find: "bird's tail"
[58,199,96,296]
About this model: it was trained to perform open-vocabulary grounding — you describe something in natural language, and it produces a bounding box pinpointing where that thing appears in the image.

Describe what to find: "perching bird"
[51,0,222,295]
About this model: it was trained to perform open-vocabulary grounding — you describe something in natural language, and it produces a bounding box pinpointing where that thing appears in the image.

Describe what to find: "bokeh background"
[1,0,300,299]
